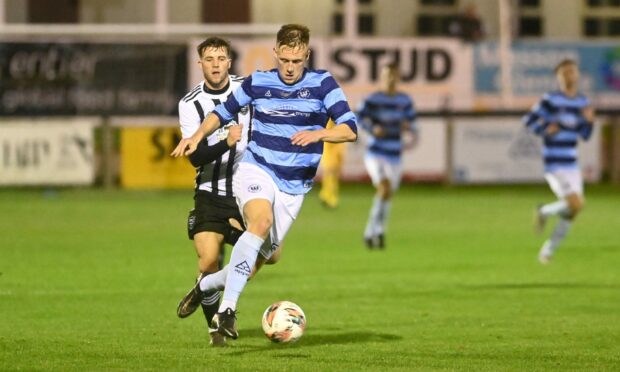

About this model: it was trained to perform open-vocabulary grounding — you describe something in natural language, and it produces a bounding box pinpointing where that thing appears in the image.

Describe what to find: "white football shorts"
[364,154,403,191]
[544,169,583,198]
[233,162,304,260]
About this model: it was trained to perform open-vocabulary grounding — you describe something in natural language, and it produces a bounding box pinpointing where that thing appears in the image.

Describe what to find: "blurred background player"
[358,63,417,249]
[524,59,595,264]
[318,119,347,209]
[176,37,249,346]
[172,24,357,340]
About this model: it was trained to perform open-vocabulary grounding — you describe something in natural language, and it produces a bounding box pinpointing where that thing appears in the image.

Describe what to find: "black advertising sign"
[0,42,187,116]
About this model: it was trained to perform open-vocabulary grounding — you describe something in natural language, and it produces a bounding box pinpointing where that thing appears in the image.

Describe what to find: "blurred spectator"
[449,3,485,42]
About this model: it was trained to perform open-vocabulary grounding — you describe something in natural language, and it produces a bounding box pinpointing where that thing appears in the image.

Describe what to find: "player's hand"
[372,126,386,138]
[226,124,243,147]
[171,136,200,157]
[291,130,323,147]
[582,106,595,123]
[403,131,419,150]
[545,122,560,136]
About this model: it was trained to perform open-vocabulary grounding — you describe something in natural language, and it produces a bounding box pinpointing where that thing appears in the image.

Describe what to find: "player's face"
[381,67,398,92]
[198,47,231,90]
[556,64,579,91]
[273,45,309,85]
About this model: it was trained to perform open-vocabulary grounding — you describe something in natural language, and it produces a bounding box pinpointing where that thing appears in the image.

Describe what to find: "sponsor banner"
[325,38,472,111]
[120,127,194,189]
[335,120,447,182]
[0,42,187,115]
[452,118,601,183]
[474,42,620,109]
[0,119,95,185]
[189,38,472,110]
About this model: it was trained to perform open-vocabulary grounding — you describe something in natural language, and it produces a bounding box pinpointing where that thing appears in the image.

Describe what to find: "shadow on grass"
[224,329,402,355]
[460,282,620,290]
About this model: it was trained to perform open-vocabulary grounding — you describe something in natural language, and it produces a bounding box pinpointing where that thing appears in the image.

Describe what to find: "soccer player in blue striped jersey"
[172,24,357,339]
[523,59,595,264]
[358,63,417,249]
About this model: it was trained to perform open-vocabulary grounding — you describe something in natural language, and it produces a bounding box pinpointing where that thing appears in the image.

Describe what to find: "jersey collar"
[202,79,231,95]
[276,68,308,86]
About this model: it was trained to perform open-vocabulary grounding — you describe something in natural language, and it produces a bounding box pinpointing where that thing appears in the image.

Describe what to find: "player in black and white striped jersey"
[176,37,250,346]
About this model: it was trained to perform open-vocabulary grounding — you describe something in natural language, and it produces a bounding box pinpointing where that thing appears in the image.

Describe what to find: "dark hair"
[196,37,232,58]
[276,24,310,49]
[555,59,577,73]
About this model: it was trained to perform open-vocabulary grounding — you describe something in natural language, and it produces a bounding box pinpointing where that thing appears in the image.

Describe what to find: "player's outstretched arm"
[291,123,356,147]
[171,113,221,157]
[188,124,242,167]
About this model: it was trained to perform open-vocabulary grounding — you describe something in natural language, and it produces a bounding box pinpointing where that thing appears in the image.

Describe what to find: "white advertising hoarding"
[0,120,95,185]
[452,118,601,183]
[334,120,446,182]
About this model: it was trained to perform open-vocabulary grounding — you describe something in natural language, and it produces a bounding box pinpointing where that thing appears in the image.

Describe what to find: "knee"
[567,197,585,219]
[378,181,392,200]
[266,248,282,264]
[198,257,218,273]
[247,216,273,238]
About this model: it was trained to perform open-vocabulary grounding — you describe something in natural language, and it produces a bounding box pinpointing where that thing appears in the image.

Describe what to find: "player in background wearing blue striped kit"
[172,24,357,339]
[358,63,417,250]
[523,59,595,264]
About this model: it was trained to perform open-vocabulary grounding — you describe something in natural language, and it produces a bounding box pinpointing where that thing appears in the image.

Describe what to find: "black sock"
[201,290,221,327]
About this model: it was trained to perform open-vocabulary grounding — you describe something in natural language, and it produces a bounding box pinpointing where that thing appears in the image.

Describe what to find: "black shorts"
[187,191,243,243]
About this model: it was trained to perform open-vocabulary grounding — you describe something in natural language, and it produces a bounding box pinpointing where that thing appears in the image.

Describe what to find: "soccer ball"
[261,301,306,343]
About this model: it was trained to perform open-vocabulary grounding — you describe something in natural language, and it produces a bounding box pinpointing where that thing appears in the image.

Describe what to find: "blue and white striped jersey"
[523,91,593,172]
[357,92,416,163]
[213,68,357,194]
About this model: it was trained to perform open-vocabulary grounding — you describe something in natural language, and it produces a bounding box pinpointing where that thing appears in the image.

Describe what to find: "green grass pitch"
[1,184,619,371]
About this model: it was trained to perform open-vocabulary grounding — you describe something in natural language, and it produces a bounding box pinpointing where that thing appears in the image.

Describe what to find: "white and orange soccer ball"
[261,301,306,343]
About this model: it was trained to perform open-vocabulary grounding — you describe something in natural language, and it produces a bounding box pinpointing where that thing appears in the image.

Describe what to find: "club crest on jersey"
[297,88,310,98]
[240,105,249,115]
[248,184,261,193]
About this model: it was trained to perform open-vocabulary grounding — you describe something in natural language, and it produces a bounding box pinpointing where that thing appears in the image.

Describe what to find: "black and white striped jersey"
[178,75,251,197]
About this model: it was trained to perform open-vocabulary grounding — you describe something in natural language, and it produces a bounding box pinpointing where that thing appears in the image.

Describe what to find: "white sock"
[365,195,383,238]
[540,200,569,218]
[199,265,229,292]
[540,218,571,257]
[376,199,391,235]
[218,232,264,312]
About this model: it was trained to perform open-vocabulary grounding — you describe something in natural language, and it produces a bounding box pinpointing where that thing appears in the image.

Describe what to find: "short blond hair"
[555,59,577,74]
[276,24,310,49]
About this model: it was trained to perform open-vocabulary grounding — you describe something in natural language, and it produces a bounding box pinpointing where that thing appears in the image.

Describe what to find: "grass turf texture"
[1,184,619,371]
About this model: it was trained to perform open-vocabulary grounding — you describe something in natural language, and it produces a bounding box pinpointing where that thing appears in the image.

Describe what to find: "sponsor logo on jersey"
[248,184,261,193]
[265,90,272,97]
